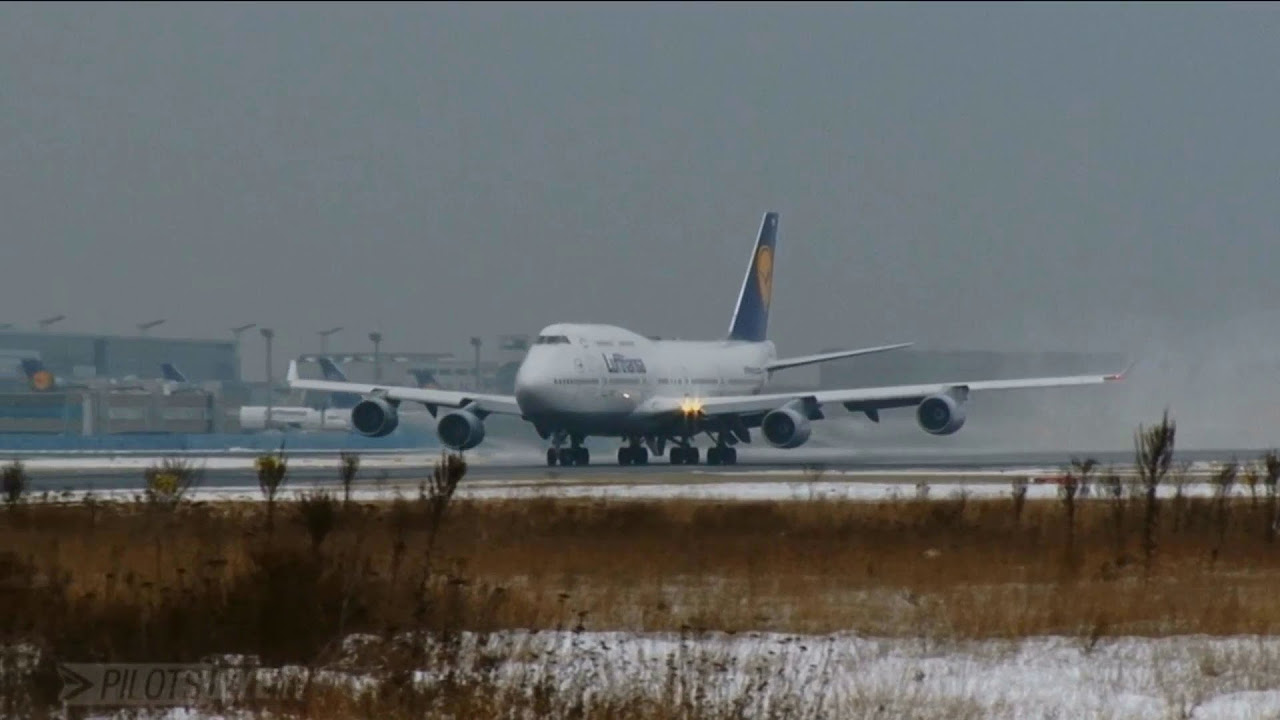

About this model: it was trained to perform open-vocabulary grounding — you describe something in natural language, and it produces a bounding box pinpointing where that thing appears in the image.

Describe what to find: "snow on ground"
[30,475,1264,505]
[58,632,1280,719]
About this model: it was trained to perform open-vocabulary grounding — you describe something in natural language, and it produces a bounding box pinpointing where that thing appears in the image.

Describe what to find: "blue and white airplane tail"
[316,357,361,409]
[727,211,914,370]
[20,358,57,391]
[727,211,779,343]
[160,362,188,384]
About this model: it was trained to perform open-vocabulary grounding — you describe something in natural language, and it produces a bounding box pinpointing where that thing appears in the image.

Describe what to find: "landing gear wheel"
[708,447,722,466]
[575,447,590,466]
[670,447,685,466]
[725,447,737,465]
[687,447,700,465]
[558,448,574,467]
[547,448,559,467]
[635,447,649,465]
[618,447,633,466]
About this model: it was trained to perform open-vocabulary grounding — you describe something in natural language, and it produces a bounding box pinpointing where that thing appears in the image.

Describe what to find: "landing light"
[679,397,704,415]
[622,392,631,399]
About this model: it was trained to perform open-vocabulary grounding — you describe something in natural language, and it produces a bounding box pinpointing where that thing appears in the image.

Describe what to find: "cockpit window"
[535,335,571,345]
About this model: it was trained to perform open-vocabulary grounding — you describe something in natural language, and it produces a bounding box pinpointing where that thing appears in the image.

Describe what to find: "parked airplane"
[288,211,1128,467]
[21,358,147,392]
[237,357,354,432]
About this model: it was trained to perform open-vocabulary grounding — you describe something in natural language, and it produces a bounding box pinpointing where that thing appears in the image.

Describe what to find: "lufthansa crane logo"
[755,245,774,309]
[31,370,54,391]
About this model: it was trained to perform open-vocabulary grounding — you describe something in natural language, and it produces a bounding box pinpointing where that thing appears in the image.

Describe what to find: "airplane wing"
[640,365,1131,421]
[766,342,913,373]
[285,360,523,416]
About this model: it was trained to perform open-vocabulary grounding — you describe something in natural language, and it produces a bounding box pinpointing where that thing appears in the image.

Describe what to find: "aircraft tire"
[547,449,558,467]
[636,447,649,465]
[618,447,632,466]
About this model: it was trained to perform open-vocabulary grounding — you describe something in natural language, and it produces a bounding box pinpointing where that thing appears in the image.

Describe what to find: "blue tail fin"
[316,356,361,409]
[316,357,348,382]
[20,358,56,391]
[160,362,188,383]
[727,211,779,342]
[409,369,441,389]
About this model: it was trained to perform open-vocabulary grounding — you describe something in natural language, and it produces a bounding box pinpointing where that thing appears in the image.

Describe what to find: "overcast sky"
[1,2,1278,444]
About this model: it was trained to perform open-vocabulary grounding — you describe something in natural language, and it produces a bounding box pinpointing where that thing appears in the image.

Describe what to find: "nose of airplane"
[514,356,555,414]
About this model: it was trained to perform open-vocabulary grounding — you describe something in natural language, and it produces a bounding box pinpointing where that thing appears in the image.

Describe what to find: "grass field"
[4,430,1280,717]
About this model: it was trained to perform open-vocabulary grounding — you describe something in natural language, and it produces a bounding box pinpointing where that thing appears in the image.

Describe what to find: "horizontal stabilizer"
[766,342,913,373]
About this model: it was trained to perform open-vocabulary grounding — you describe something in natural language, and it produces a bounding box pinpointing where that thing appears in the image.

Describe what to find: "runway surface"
[16,445,1269,498]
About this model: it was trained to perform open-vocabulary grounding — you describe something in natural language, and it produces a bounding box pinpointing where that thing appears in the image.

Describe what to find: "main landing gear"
[547,433,590,467]
[706,446,738,466]
[669,445,700,465]
[618,445,649,466]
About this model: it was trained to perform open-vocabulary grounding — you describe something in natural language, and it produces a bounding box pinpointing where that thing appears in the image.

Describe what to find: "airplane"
[408,368,442,389]
[236,357,366,432]
[20,358,64,392]
[158,362,209,395]
[287,211,1129,467]
[20,358,147,392]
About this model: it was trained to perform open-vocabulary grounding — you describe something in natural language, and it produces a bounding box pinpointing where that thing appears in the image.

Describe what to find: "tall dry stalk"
[1211,460,1238,557]
[1134,411,1176,573]
[2,459,27,509]
[1263,451,1280,543]
[256,447,289,531]
[1011,476,1028,525]
[1100,467,1127,559]
[1244,463,1261,509]
[339,451,360,506]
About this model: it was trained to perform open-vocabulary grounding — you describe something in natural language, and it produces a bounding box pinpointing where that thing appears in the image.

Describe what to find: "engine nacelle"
[350,397,400,438]
[437,409,487,451]
[761,406,813,449]
[916,393,967,436]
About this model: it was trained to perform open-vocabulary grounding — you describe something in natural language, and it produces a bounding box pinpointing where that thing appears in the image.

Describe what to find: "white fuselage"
[238,405,352,432]
[513,323,776,436]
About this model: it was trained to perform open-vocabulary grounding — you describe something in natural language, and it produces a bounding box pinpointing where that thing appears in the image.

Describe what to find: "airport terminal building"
[0,328,525,449]
[0,329,240,388]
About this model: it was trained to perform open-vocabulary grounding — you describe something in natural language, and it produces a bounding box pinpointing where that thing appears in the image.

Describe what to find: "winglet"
[1105,359,1137,382]
[286,359,299,384]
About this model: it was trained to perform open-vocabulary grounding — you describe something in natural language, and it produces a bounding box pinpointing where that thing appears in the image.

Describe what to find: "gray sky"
[2,2,1279,446]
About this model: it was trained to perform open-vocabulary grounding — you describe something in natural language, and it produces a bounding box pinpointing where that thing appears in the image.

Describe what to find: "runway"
[17,445,1268,497]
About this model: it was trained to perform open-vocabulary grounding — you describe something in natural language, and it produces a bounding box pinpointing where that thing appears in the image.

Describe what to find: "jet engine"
[916,393,967,436]
[437,409,487,451]
[350,397,400,438]
[761,405,813,449]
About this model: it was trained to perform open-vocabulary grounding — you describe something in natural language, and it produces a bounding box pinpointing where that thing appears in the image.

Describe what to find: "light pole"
[318,326,343,355]
[369,332,383,382]
[38,315,66,332]
[260,328,275,429]
[470,336,483,392]
[137,319,166,336]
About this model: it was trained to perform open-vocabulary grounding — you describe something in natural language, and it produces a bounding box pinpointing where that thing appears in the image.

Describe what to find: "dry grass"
[8,446,1280,715]
[6,486,1280,645]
